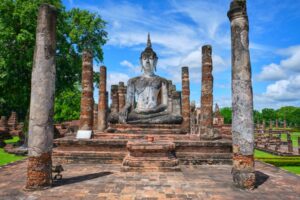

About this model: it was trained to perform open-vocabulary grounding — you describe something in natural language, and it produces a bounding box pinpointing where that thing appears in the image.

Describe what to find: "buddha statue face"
[140,34,157,76]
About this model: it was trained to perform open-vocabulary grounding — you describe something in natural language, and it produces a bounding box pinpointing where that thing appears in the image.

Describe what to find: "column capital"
[227,0,247,21]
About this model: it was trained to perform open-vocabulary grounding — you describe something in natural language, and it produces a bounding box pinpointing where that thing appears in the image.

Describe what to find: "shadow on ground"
[255,171,269,188]
[53,172,112,187]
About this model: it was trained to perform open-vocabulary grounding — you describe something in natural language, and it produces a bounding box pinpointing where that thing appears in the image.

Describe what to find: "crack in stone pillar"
[181,67,190,133]
[228,0,255,189]
[79,50,94,131]
[26,4,56,190]
[97,66,107,131]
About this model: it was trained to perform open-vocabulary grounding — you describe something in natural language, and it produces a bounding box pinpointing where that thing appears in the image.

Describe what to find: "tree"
[220,107,232,124]
[68,8,107,62]
[54,86,81,122]
[0,1,107,122]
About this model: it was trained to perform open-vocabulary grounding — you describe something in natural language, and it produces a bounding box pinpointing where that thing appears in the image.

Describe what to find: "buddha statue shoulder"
[114,34,183,124]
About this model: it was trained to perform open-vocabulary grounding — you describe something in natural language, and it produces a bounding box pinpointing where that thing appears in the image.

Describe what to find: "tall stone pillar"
[111,85,119,113]
[200,45,219,140]
[275,119,278,128]
[284,119,287,129]
[79,50,94,132]
[269,119,272,129]
[228,0,255,189]
[97,66,107,131]
[181,67,190,132]
[262,119,266,130]
[26,4,56,190]
[118,82,126,111]
[93,104,98,130]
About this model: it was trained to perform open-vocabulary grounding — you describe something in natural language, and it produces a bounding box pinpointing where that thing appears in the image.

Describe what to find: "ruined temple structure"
[53,34,232,170]
[22,0,264,191]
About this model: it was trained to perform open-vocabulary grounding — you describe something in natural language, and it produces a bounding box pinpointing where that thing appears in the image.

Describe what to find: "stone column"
[111,85,119,113]
[269,119,272,129]
[262,119,266,130]
[93,104,98,130]
[275,119,278,128]
[181,67,190,132]
[26,4,56,190]
[79,50,94,131]
[200,45,218,140]
[97,66,107,131]
[167,80,173,113]
[228,0,255,189]
[284,119,287,129]
[118,82,126,111]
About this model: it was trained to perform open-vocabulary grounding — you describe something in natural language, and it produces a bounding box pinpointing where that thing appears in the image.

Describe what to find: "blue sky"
[63,0,300,110]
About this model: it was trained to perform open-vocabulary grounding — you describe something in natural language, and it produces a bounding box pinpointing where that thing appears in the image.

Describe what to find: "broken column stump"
[26,4,57,190]
[228,0,255,189]
[122,138,180,172]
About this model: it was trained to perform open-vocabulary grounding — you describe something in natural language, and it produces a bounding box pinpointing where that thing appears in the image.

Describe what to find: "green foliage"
[255,149,300,174]
[0,0,107,121]
[54,86,81,122]
[68,8,107,62]
[220,107,232,124]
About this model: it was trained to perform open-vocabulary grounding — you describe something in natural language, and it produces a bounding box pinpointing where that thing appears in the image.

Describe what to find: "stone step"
[93,133,190,140]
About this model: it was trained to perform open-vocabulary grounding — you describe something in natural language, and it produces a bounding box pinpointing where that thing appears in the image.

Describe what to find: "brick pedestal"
[122,139,180,172]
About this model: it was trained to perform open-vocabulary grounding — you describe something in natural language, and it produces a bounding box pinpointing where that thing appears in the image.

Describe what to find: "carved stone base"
[25,152,52,191]
[121,139,180,172]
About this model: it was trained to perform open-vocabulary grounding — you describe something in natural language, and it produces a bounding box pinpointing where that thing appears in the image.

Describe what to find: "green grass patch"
[280,132,300,147]
[0,148,25,166]
[0,136,25,166]
[280,166,300,174]
[255,149,300,175]
[4,136,20,144]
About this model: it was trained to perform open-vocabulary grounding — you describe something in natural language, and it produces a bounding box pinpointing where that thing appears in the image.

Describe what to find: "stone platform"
[106,124,187,134]
[122,139,180,172]
[53,135,232,165]
[0,160,299,199]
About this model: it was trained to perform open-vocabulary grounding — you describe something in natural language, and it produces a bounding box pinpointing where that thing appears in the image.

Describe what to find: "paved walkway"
[0,160,299,200]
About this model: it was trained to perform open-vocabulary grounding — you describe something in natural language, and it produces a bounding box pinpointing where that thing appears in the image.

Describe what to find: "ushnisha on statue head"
[140,33,158,76]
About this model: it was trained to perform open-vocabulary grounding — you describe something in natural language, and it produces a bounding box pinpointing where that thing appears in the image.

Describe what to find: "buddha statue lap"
[110,34,182,124]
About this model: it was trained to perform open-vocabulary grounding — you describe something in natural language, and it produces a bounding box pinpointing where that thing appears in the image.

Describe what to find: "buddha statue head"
[140,33,158,76]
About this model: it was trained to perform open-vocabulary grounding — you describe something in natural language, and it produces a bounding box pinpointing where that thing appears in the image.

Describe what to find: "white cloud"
[263,75,300,102]
[279,45,300,72]
[256,63,286,81]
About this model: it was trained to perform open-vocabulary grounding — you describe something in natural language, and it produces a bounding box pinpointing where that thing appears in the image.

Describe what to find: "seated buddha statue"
[118,34,182,124]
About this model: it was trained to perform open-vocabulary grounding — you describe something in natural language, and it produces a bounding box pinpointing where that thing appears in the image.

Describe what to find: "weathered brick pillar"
[287,133,293,153]
[110,85,119,113]
[200,45,219,140]
[8,111,18,130]
[93,104,98,130]
[228,0,255,189]
[26,4,56,190]
[269,120,272,129]
[284,119,287,129]
[79,50,94,131]
[275,119,278,128]
[167,80,173,113]
[262,119,266,130]
[181,67,190,132]
[97,66,107,131]
[118,82,126,111]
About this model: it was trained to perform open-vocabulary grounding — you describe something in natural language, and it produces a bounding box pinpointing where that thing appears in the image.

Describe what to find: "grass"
[0,136,25,166]
[255,149,300,175]
[280,132,300,147]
